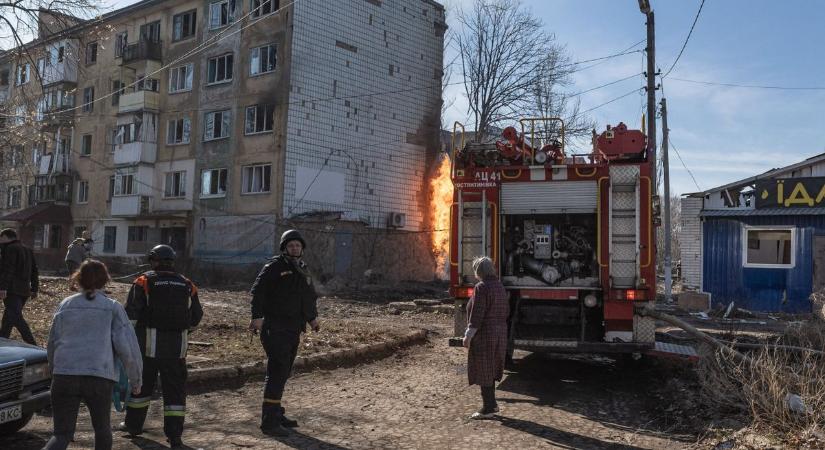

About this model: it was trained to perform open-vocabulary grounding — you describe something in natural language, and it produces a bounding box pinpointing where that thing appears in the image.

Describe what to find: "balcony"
[118,90,159,113]
[42,62,78,87]
[38,104,74,131]
[113,141,157,165]
[121,39,162,65]
[37,152,71,175]
[34,174,72,204]
[111,195,152,217]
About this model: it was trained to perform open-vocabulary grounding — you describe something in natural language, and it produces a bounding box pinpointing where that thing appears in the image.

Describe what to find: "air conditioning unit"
[388,212,406,228]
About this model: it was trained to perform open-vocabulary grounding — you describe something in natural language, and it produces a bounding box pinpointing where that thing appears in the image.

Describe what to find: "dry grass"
[698,320,825,443]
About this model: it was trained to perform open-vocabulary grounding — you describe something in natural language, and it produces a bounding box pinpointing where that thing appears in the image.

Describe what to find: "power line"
[668,137,702,191]
[578,87,643,115]
[669,76,825,91]
[567,72,642,98]
[662,0,706,79]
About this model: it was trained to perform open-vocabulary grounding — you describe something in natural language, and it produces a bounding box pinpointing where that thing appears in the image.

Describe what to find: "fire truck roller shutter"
[500,181,598,215]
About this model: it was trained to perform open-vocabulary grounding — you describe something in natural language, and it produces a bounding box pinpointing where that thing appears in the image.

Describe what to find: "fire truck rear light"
[626,290,637,301]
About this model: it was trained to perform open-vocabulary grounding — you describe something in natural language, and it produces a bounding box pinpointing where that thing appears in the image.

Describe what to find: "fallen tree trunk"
[639,304,754,365]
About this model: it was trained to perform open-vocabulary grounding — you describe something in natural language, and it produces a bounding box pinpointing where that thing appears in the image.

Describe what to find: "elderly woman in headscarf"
[462,256,509,419]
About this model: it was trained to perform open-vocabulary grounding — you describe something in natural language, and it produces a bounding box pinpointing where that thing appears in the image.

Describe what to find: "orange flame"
[430,154,454,279]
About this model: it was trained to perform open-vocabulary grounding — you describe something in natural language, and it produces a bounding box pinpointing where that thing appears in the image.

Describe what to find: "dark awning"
[0,203,72,223]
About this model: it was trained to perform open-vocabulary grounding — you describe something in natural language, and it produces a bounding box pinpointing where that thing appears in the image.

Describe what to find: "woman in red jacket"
[462,256,510,419]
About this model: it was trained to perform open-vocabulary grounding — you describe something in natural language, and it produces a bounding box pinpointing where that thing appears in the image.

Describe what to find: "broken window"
[164,171,187,198]
[209,0,237,29]
[207,53,234,84]
[167,117,191,144]
[250,44,276,75]
[169,63,194,92]
[744,227,795,268]
[245,104,274,134]
[15,63,30,85]
[201,168,228,197]
[7,185,21,208]
[251,0,279,17]
[204,110,230,140]
[241,164,271,194]
[173,10,197,41]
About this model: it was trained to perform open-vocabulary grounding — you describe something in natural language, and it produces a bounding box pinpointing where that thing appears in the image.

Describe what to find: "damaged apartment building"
[0,0,446,280]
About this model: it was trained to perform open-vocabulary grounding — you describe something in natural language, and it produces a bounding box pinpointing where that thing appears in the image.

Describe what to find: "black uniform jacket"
[125,269,203,359]
[0,240,38,298]
[250,254,318,332]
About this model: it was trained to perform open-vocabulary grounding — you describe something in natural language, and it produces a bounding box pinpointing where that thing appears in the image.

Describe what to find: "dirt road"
[4,321,696,450]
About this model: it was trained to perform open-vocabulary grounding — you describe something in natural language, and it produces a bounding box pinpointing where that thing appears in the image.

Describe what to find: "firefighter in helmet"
[250,229,320,437]
[121,244,203,448]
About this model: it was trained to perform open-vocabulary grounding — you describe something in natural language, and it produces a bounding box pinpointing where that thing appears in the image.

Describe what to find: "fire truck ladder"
[608,166,641,288]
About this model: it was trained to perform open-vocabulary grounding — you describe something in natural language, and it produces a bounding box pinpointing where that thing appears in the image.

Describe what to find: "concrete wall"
[283,0,445,230]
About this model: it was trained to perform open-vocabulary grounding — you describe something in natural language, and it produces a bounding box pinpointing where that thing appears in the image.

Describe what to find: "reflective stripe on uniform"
[146,327,157,358]
[164,405,186,417]
[179,329,189,358]
[263,398,281,404]
[127,397,151,408]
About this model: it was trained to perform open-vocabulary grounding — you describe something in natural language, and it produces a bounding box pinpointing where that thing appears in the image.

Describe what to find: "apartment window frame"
[85,42,98,65]
[82,86,94,113]
[164,170,187,198]
[209,0,237,29]
[206,53,234,85]
[15,63,30,86]
[245,104,274,135]
[250,44,277,76]
[115,32,127,58]
[173,9,198,41]
[166,117,191,145]
[200,168,228,198]
[113,172,135,197]
[169,63,194,93]
[742,226,796,269]
[7,185,21,208]
[76,180,89,204]
[203,110,230,141]
[103,226,117,253]
[80,134,93,156]
[241,164,272,195]
[250,0,279,18]
[112,80,125,106]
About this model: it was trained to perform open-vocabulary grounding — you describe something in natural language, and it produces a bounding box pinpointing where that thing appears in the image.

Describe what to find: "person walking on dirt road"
[463,256,510,420]
[250,229,320,437]
[121,244,203,449]
[0,228,39,345]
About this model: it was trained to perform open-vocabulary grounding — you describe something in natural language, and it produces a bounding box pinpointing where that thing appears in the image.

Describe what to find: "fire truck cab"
[450,118,658,355]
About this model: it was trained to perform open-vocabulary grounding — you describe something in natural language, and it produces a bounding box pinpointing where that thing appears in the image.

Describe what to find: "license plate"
[0,404,22,424]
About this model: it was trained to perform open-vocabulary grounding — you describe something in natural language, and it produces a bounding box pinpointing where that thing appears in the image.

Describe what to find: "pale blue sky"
[87,0,825,194]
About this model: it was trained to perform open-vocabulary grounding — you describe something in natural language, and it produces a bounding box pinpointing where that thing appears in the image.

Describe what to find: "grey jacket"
[65,239,87,264]
[47,291,142,386]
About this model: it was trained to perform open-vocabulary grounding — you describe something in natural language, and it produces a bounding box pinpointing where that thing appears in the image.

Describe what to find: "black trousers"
[44,375,114,450]
[65,261,80,275]
[0,294,36,345]
[125,357,187,440]
[260,327,300,418]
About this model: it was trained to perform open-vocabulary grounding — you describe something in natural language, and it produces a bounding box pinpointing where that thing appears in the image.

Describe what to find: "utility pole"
[639,0,658,191]
[661,98,672,303]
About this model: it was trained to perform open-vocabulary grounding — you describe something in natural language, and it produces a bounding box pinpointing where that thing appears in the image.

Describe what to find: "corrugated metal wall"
[680,197,703,289]
[703,215,825,312]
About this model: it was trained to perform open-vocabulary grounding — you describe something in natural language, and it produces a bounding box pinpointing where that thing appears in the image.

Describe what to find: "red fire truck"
[449,118,658,355]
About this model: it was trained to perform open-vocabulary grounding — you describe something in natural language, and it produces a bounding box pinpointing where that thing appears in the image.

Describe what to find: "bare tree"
[457,0,548,141]
[529,52,597,146]
[1,1,98,51]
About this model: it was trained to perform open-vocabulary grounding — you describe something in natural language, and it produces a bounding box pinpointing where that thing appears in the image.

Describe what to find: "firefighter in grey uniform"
[121,244,203,448]
[250,229,319,437]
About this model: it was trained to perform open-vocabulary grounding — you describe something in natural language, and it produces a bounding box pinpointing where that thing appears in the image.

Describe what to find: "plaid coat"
[467,277,509,386]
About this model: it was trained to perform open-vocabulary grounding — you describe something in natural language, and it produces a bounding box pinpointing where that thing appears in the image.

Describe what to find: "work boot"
[116,421,143,436]
[167,436,184,449]
[260,408,290,437]
[279,407,298,428]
